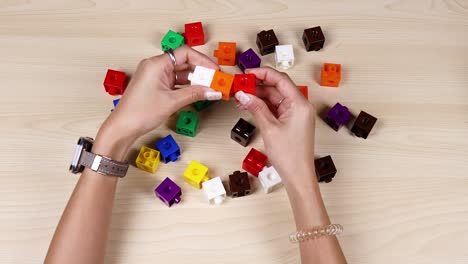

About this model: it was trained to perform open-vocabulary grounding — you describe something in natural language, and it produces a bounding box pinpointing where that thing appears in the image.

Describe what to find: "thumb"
[172,85,222,109]
[235,91,278,131]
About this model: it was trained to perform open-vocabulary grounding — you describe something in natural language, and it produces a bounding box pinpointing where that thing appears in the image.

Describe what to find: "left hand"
[93,46,222,160]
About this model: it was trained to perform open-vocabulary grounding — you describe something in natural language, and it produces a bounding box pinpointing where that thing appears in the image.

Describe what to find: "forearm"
[45,125,135,264]
[283,169,346,264]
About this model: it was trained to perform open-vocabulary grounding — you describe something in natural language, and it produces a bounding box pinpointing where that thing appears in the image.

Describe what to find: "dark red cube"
[103,69,127,96]
[232,74,256,97]
[183,22,205,47]
[242,148,268,177]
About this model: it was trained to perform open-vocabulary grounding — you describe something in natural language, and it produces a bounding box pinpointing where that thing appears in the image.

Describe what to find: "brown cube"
[314,155,337,183]
[302,26,325,52]
[256,29,279,56]
[228,171,251,197]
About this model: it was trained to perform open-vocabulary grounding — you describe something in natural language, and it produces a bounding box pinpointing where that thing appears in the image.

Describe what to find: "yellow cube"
[135,146,160,174]
[183,160,209,189]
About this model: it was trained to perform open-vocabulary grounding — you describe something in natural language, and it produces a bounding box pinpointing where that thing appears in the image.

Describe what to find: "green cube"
[192,100,214,111]
[161,30,185,51]
[176,111,199,137]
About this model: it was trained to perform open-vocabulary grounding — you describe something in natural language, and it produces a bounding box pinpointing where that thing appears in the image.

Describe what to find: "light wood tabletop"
[1,1,467,263]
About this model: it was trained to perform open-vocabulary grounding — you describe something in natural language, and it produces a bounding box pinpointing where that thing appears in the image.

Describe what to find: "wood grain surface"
[0,0,467,263]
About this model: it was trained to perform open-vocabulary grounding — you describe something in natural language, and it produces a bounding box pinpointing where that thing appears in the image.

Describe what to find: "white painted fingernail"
[205,91,222,101]
[235,91,251,105]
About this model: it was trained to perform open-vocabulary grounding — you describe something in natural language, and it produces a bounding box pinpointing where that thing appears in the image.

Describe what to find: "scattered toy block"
[135,146,160,174]
[325,103,351,131]
[155,177,182,207]
[231,118,256,147]
[183,22,204,47]
[183,160,209,189]
[213,42,236,66]
[303,26,325,51]
[238,48,261,73]
[161,30,184,51]
[256,29,279,55]
[176,111,199,137]
[103,69,127,96]
[258,166,282,193]
[202,177,226,205]
[297,86,308,99]
[228,171,251,198]
[275,44,294,70]
[242,148,268,177]
[320,63,341,87]
[155,135,180,163]
[351,111,378,139]
[192,100,214,111]
[314,155,337,183]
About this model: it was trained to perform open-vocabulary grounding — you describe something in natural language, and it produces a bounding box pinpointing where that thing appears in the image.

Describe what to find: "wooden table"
[1,1,467,263]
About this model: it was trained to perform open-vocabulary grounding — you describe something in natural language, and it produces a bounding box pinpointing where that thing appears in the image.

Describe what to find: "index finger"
[246,67,302,99]
[173,45,220,70]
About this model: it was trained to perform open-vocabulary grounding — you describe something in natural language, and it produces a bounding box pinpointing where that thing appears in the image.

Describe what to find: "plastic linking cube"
[325,103,351,131]
[275,44,294,70]
[303,26,325,52]
[202,177,226,205]
[228,171,251,198]
[231,118,256,147]
[176,111,199,137]
[135,146,160,174]
[113,98,120,108]
[103,69,127,96]
[297,86,309,99]
[183,160,210,189]
[242,148,268,177]
[314,156,337,183]
[188,66,216,87]
[211,71,234,100]
[232,74,256,97]
[213,42,236,66]
[321,63,341,87]
[256,29,279,55]
[155,135,180,163]
[192,100,214,111]
[258,166,282,193]
[183,22,204,47]
[351,111,378,139]
[155,177,182,207]
[161,30,185,51]
[238,48,261,73]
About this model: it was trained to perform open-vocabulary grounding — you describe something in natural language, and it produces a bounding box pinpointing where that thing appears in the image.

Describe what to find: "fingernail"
[235,91,251,105]
[205,91,222,101]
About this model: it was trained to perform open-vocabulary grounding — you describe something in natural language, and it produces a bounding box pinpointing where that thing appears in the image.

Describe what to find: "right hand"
[234,67,317,189]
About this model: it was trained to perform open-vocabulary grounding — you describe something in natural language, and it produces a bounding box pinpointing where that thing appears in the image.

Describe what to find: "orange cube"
[297,85,309,99]
[320,63,341,87]
[210,71,234,100]
[213,42,236,66]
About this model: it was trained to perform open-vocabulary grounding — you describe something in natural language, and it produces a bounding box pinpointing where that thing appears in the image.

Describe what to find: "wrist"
[92,123,137,162]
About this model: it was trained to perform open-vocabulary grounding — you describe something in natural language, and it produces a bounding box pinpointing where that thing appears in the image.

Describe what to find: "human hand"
[234,67,317,189]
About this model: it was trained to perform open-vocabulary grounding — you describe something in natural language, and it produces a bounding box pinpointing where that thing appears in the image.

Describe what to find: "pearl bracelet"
[289,224,343,243]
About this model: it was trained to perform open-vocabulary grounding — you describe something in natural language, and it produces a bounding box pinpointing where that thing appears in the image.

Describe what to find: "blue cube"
[113,98,120,108]
[155,135,181,163]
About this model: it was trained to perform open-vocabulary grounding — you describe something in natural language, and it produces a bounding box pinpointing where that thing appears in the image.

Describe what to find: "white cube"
[188,66,216,87]
[275,45,294,70]
[202,176,226,204]
[258,166,282,193]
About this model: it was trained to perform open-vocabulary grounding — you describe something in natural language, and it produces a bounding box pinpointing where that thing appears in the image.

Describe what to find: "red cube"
[297,85,309,99]
[242,148,268,177]
[103,69,127,96]
[183,22,205,47]
[232,74,256,98]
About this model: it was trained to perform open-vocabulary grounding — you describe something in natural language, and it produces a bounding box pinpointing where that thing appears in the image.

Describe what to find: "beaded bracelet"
[289,224,343,243]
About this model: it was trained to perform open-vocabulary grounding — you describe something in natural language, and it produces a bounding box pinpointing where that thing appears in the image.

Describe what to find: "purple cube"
[154,177,182,207]
[325,103,351,131]
[238,48,261,72]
